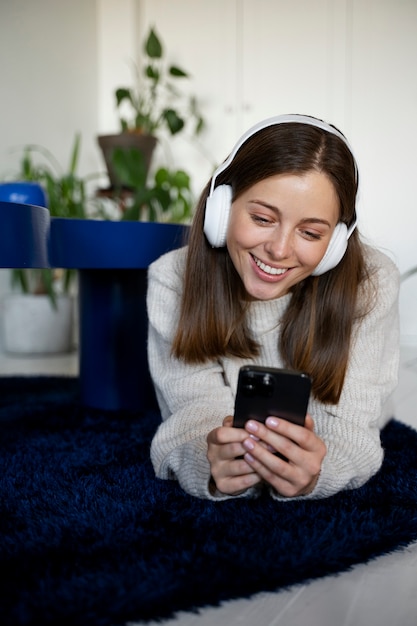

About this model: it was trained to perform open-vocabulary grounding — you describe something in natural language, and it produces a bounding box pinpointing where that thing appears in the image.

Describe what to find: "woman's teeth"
[254,257,287,276]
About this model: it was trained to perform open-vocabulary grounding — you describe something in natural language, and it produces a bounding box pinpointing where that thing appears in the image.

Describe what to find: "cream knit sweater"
[147,245,400,501]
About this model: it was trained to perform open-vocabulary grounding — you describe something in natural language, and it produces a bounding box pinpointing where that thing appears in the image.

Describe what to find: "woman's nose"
[264,228,294,260]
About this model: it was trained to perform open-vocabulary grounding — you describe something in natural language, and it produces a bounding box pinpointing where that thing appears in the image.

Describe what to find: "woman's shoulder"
[363,244,400,281]
[360,244,400,312]
[147,247,188,335]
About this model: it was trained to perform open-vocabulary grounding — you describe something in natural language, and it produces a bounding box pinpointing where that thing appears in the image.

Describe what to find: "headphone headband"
[209,113,357,195]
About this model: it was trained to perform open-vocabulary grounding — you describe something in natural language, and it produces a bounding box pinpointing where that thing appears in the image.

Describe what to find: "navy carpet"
[1,376,417,626]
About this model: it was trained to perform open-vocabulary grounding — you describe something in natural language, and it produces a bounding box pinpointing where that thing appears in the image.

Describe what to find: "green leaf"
[40,270,57,309]
[195,116,205,135]
[115,88,133,106]
[169,65,188,78]
[121,203,141,221]
[163,109,184,134]
[172,169,190,189]
[68,133,81,176]
[11,269,29,293]
[145,28,162,59]
[145,65,159,81]
[22,150,33,179]
[63,269,75,293]
[111,147,147,189]
[151,186,171,211]
[154,167,169,186]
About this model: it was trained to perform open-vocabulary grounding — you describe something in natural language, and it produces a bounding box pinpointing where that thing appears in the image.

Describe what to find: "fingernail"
[266,417,279,428]
[246,420,259,433]
[244,452,255,463]
[243,438,255,451]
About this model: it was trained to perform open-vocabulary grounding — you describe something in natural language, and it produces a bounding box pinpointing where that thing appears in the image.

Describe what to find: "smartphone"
[233,365,311,428]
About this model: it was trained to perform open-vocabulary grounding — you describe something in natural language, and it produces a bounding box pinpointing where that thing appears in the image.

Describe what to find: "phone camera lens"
[242,382,256,396]
[261,374,274,397]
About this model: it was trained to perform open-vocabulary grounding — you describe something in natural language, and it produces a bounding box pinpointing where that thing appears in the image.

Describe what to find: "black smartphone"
[233,365,311,428]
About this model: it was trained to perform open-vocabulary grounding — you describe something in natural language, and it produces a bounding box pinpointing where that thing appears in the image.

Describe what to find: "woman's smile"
[226,171,340,301]
[251,254,291,279]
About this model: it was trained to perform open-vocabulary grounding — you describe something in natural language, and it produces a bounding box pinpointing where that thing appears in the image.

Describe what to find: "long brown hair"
[172,122,370,403]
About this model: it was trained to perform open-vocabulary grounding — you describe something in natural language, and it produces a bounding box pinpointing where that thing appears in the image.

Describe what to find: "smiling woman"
[146,114,400,504]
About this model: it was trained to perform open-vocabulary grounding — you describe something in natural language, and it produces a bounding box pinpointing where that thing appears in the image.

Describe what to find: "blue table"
[0,200,187,411]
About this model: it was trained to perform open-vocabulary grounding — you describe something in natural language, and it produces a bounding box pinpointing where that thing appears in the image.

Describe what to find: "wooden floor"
[1,346,416,626]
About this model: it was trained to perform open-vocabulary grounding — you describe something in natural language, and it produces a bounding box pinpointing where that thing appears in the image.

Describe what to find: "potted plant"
[103,146,194,223]
[1,135,97,354]
[97,27,205,189]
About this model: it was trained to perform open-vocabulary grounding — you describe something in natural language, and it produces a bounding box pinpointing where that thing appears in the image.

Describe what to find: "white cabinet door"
[240,0,345,129]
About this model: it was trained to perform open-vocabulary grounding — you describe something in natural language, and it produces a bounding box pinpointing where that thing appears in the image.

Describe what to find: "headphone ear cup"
[312,222,348,276]
[203,185,233,247]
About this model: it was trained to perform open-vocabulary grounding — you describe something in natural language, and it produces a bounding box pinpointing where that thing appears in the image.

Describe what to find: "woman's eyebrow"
[299,217,332,228]
[248,199,281,213]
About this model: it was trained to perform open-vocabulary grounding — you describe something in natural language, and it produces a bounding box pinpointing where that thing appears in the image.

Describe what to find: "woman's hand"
[241,414,326,497]
[207,416,262,495]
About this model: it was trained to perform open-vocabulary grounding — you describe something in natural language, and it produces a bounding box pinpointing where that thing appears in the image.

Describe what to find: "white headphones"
[203,114,358,276]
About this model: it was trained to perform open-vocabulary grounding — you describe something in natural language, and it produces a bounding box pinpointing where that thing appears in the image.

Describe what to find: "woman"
[147,114,400,500]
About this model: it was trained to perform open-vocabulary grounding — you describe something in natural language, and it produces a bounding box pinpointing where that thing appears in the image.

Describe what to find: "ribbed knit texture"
[147,245,400,500]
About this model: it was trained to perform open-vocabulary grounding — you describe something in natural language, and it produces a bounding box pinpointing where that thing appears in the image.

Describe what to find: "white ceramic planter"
[1,294,74,354]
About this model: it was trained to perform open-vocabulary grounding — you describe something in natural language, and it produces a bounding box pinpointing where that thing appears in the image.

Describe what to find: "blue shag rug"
[1,376,417,626]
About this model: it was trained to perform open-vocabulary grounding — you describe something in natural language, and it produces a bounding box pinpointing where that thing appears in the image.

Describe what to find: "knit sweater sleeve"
[147,248,259,500]
[286,246,400,501]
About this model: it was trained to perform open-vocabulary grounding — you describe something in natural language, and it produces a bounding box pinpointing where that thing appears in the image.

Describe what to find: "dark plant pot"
[97,132,157,188]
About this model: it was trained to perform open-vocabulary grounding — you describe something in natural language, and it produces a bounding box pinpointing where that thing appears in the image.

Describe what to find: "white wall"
[0,0,100,179]
[0,0,416,344]
[97,0,140,134]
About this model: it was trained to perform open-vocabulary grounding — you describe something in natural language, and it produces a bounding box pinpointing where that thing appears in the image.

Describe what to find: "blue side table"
[49,219,188,411]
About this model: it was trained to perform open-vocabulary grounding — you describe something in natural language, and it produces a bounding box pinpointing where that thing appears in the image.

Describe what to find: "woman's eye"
[301,229,322,240]
[251,214,273,225]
